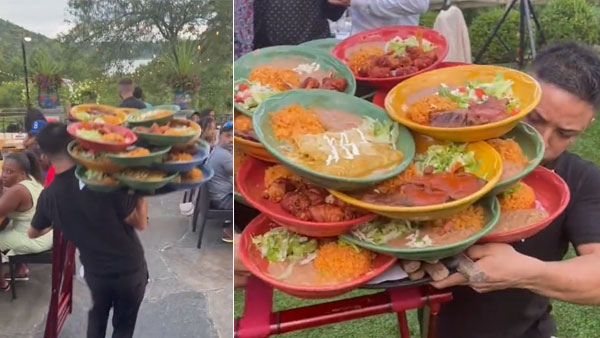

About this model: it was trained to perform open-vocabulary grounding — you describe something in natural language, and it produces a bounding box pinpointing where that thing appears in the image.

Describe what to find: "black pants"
[84,266,148,338]
[210,193,233,228]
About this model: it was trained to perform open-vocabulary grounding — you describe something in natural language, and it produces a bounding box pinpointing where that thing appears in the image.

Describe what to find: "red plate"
[237,157,376,237]
[67,122,137,152]
[239,214,397,299]
[478,166,570,243]
[332,26,449,90]
[371,62,469,109]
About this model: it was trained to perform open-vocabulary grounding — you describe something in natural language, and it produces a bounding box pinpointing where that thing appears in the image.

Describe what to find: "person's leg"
[211,194,233,242]
[111,268,148,338]
[0,263,7,290]
[84,274,114,338]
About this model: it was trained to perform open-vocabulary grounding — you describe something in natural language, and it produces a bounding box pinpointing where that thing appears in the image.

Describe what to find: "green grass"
[234,118,600,337]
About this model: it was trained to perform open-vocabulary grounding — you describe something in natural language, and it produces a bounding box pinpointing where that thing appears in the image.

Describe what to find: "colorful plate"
[166,165,214,191]
[68,141,123,174]
[74,165,121,193]
[67,122,137,153]
[115,170,179,191]
[299,38,341,52]
[107,146,171,167]
[126,105,179,127]
[154,140,210,173]
[133,119,201,147]
[71,104,127,125]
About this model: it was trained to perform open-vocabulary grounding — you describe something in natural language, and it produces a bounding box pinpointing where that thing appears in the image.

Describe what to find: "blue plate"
[166,165,214,191]
[153,140,210,173]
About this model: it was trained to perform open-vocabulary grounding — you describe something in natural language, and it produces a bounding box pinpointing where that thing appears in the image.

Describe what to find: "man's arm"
[29,189,53,238]
[124,197,148,231]
[329,0,429,18]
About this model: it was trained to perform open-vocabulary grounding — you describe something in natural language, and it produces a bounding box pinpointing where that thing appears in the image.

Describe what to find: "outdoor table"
[235,276,453,338]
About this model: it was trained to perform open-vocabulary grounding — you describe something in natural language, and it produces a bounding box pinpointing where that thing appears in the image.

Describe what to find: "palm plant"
[29,48,63,89]
[163,40,201,93]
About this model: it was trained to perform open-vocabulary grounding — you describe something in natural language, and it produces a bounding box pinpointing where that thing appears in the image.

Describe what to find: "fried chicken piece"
[300,77,320,89]
[280,192,312,220]
[304,186,328,206]
[321,78,348,92]
[263,178,296,203]
[308,204,348,222]
[368,66,391,78]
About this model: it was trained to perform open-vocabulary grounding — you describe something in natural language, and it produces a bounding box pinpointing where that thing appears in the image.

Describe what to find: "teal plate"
[107,146,171,167]
[166,165,214,191]
[253,89,415,191]
[127,105,180,127]
[75,166,121,193]
[116,170,179,192]
[299,38,341,53]
[133,128,198,147]
[340,195,500,261]
[234,45,357,116]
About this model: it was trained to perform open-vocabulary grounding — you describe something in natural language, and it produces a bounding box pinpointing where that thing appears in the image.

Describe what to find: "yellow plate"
[330,139,502,220]
[234,136,278,163]
[71,104,127,125]
[116,108,139,115]
[385,65,541,142]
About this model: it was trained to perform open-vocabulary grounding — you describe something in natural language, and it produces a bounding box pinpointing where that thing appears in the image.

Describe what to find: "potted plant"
[30,49,63,108]
[164,41,201,109]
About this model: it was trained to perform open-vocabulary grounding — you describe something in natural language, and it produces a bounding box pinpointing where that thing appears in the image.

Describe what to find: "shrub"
[539,0,600,46]
[469,8,527,64]
[0,81,25,108]
[419,11,438,28]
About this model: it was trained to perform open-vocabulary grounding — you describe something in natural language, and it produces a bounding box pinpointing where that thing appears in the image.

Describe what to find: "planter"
[173,90,192,109]
[37,86,60,108]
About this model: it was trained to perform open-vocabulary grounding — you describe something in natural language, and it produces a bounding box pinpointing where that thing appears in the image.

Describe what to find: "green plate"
[234,191,251,207]
[299,38,341,52]
[490,122,544,195]
[253,89,415,191]
[127,105,179,127]
[107,146,171,167]
[234,45,357,116]
[133,128,197,147]
[74,166,121,193]
[340,195,500,261]
[115,171,179,192]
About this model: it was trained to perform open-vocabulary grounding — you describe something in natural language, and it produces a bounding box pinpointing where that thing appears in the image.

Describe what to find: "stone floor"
[0,192,232,338]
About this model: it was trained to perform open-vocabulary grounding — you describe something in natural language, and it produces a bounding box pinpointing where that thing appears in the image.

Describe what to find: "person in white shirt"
[328,0,430,35]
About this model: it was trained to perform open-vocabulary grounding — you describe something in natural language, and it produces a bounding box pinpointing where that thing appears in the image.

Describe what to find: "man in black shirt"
[253,0,346,48]
[27,123,149,338]
[431,42,600,337]
[118,78,147,109]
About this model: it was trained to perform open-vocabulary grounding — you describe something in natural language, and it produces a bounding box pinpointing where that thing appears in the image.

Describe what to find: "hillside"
[0,19,56,59]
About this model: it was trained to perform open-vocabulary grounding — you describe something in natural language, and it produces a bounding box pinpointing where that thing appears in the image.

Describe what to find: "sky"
[0,0,72,39]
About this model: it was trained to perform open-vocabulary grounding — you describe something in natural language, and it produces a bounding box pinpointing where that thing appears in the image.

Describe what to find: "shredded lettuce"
[438,84,470,108]
[361,117,400,149]
[501,182,523,197]
[351,218,415,245]
[251,227,318,263]
[337,238,362,253]
[385,36,435,56]
[235,80,278,111]
[76,129,102,141]
[415,143,480,174]
[84,170,108,182]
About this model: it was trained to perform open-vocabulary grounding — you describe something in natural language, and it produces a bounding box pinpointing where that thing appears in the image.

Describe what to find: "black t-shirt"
[32,167,146,276]
[436,151,600,338]
[253,0,346,49]
[119,97,147,109]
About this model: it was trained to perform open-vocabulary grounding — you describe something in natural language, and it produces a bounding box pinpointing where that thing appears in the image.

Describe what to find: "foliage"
[68,80,101,105]
[419,11,438,28]
[0,81,26,108]
[163,41,201,93]
[539,0,600,46]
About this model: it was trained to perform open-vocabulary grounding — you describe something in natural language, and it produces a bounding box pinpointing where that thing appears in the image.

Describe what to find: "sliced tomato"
[510,107,519,115]
[238,84,249,91]
[234,96,244,103]
[475,88,485,99]
[458,86,467,93]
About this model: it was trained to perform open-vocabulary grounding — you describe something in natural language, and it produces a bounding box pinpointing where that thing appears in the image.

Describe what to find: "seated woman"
[0,151,51,292]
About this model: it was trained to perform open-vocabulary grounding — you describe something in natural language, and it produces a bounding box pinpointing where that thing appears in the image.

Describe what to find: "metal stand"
[474,0,545,68]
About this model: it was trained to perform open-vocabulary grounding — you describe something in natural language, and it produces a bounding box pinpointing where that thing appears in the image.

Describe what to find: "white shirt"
[349,0,430,35]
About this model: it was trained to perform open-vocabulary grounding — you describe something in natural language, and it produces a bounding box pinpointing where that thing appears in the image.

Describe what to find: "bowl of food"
[116,108,139,115]
[234,112,278,163]
[71,104,127,125]
[106,146,171,167]
[133,119,201,147]
[385,65,542,142]
[237,158,376,237]
[330,135,503,220]
[234,45,357,116]
[487,122,544,194]
[67,122,137,152]
[299,38,341,53]
[115,168,178,191]
[68,141,123,173]
[239,214,397,299]
[341,195,499,261]
[167,165,214,191]
[154,140,210,173]
[479,166,569,243]
[127,105,178,127]
[75,166,121,192]
[253,89,415,191]
[332,25,448,90]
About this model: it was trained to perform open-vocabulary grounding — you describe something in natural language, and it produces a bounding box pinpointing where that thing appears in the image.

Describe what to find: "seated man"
[206,122,234,243]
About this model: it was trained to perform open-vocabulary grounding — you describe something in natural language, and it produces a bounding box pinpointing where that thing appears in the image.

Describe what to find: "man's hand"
[328,0,351,6]
[431,243,543,293]
[234,234,251,288]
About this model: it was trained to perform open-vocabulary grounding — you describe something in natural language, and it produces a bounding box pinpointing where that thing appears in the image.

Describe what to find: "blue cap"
[30,120,47,134]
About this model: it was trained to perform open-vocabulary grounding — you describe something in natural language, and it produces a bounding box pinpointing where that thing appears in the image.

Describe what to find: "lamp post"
[22,37,31,109]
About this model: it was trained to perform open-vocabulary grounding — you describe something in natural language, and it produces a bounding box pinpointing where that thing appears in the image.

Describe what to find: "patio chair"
[192,186,232,248]
[8,249,53,300]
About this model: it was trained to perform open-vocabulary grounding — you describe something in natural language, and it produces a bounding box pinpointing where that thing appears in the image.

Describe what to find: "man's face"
[524,81,595,163]
[220,130,233,150]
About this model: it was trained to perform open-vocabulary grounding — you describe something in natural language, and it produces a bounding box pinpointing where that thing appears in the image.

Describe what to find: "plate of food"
[75,166,121,192]
[253,89,415,191]
[167,165,214,191]
[106,146,171,167]
[234,148,251,206]
[239,214,397,299]
[70,104,128,125]
[331,134,502,220]
[133,119,201,147]
[487,122,544,194]
[479,166,569,243]
[67,122,137,152]
[332,26,448,89]
[299,38,341,53]
[234,112,278,163]
[115,168,178,191]
[126,105,179,127]
[116,108,139,115]
[234,45,357,116]
[385,65,542,142]
[154,140,210,173]
[68,141,123,173]
[237,158,376,237]
[341,195,499,261]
